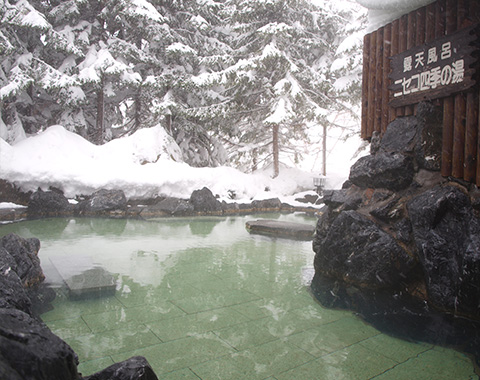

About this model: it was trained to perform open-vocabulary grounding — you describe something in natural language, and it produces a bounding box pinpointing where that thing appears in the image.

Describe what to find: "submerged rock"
[84,356,158,380]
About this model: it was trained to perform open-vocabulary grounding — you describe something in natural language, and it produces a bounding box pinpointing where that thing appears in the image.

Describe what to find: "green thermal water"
[0,214,478,380]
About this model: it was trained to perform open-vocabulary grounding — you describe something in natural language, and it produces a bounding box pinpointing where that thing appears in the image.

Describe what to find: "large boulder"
[76,189,127,216]
[28,188,71,217]
[313,210,416,289]
[0,308,79,380]
[0,234,43,287]
[0,247,31,313]
[189,187,222,213]
[349,152,414,191]
[140,197,194,218]
[408,185,480,316]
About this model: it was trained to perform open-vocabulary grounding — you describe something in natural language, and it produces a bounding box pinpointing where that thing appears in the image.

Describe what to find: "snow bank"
[0,125,317,202]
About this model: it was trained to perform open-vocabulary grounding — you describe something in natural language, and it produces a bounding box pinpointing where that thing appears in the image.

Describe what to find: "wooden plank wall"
[361,0,480,185]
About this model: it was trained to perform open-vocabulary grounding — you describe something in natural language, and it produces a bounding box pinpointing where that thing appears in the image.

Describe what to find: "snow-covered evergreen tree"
[191,0,366,175]
[0,0,80,142]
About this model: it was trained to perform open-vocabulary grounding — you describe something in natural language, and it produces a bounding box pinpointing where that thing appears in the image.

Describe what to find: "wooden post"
[452,94,466,178]
[382,23,391,132]
[367,31,377,138]
[396,15,408,118]
[361,34,370,139]
[374,27,384,135]
[441,0,457,177]
[452,0,469,179]
[464,92,478,182]
[389,19,400,123]
[405,11,416,116]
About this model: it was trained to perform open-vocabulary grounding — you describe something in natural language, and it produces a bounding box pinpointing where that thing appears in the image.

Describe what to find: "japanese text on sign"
[389,24,478,107]
[394,42,464,97]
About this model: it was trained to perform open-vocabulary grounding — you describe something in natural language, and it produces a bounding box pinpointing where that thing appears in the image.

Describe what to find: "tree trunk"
[165,114,172,135]
[272,124,279,178]
[134,89,142,133]
[94,84,104,144]
[322,123,327,176]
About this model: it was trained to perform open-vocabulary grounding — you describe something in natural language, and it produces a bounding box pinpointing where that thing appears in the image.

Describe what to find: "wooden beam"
[389,19,399,123]
[441,0,457,177]
[374,27,384,134]
[382,23,392,132]
[367,30,377,138]
[361,33,370,139]
[464,91,478,182]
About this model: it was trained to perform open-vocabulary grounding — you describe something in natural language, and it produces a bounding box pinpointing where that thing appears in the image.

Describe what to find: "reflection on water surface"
[1,215,478,379]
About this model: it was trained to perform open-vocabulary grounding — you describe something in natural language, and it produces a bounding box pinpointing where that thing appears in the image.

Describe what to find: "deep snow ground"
[0,125,364,206]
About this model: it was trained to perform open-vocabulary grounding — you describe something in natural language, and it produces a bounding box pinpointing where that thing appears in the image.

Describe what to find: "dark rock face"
[28,188,71,217]
[0,234,43,287]
[84,356,157,380]
[408,185,480,316]
[314,210,415,289]
[0,179,30,205]
[0,247,31,313]
[0,308,79,380]
[140,197,194,218]
[311,104,480,366]
[251,198,282,210]
[349,152,414,191]
[189,187,222,213]
[77,189,127,215]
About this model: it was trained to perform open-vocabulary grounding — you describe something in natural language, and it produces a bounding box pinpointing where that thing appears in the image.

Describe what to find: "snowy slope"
[0,125,327,202]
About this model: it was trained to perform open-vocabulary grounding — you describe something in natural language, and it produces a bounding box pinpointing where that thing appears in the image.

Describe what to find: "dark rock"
[251,198,282,210]
[408,185,480,317]
[0,234,43,287]
[77,189,127,215]
[28,188,71,217]
[189,187,222,213]
[394,219,413,244]
[222,201,240,213]
[0,308,79,380]
[0,179,30,205]
[370,130,381,154]
[370,198,404,222]
[0,247,31,314]
[380,116,418,154]
[294,193,319,204]
[415,101,443,171]
[349,152,415,191]
[321,189,362,210]
[84,356,157,380]
[313,210,416,289]
[140,197,194,218]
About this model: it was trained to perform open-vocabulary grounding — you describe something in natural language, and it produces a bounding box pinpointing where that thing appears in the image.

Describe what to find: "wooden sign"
[389,24,479,107]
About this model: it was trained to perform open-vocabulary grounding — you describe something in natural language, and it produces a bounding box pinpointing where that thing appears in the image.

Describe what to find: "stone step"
[245,219,315,240]
[50,256,116,300]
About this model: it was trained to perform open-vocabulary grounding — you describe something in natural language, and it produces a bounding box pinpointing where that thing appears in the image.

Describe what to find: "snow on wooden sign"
[389,24,479,107]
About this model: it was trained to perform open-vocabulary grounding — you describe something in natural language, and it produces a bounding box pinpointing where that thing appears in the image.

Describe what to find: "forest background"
[1,0,367,177]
